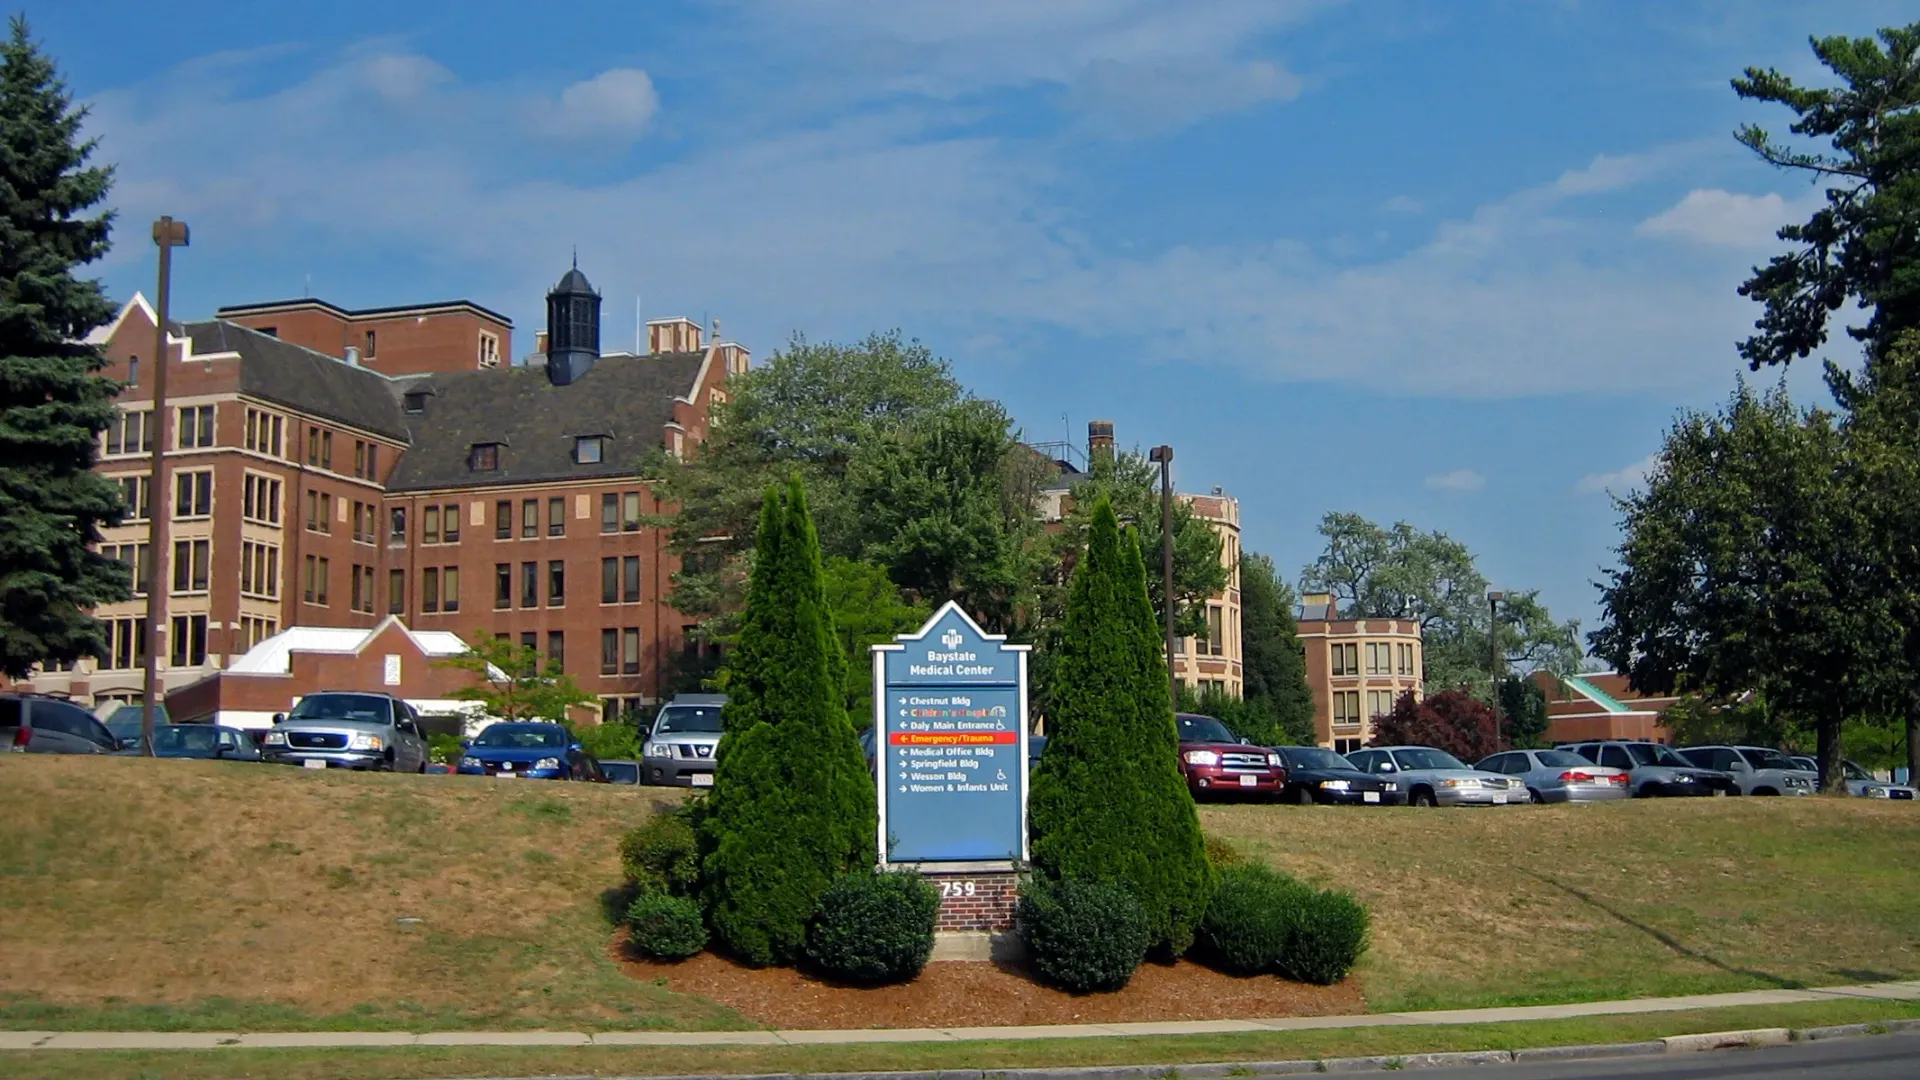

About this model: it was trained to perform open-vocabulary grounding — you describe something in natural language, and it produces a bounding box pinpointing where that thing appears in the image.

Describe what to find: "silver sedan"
[1476,749,1630,804]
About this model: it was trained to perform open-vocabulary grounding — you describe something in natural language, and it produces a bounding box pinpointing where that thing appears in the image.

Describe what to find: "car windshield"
[288,694,391,724]
[1535,750,1591,768]
[1624,743,1693,767]
[473,724,568,749]
[1843,761,1873,781]
[152,726,220,752]
[655,706,723,735]
[1740,747,1800,771]
[1284,747,1354,771]
[1176,715,1237,744]
[1392,748,1467,771]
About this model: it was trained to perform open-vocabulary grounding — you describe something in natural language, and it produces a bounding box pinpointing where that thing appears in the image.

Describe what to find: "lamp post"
[141,216,189,757]
[1148,445,1176,705]
[1487,590,1506,747]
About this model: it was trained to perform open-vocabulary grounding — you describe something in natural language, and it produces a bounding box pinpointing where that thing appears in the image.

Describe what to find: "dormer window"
[469,443,500,471]
[403,391,428,414]
[573,436,605,464]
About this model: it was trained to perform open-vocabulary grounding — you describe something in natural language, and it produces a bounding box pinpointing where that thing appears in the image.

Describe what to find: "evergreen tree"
[0,17,129,678]
[699,477,876,966]
[1029,499,1212,955]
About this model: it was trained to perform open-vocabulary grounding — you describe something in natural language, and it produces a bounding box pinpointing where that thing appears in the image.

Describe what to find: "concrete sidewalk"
[1,980,1916,1051]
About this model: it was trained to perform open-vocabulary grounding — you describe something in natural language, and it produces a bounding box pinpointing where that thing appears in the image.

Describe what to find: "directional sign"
[872,602,1030,867]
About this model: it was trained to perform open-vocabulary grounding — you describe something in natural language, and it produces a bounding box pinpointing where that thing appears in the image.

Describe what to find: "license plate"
[691,773,714,787]
[1363,791,1380,803]
[496,771,518,779]
[1491,794,1507,804]
[302,759,326,770]
[1238,775,1258,787]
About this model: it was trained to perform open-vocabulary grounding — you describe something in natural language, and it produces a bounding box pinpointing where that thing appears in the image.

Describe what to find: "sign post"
[872,602,1029,950]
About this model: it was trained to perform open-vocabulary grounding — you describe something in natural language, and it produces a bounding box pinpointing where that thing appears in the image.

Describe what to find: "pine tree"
[0,17,129,679]
[699,477,877,966]
[1029,499,1213,954]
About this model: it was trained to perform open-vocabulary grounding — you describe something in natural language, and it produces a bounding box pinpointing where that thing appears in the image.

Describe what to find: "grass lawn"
[1201,796,1920,1012]
[1,999,1916,1080]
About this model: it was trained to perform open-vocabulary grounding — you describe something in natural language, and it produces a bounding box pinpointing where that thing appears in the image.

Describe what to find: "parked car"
[1476,748,1630,804]
[1175,713,1286,798]
[600,759,641,785]
[1271,744,1402,805]
[259,691,431,772]
[1344,745,1522,807]
[1675,745,1815,796]
[1833,760,1916,800]
[102,703,169,747]
[2,693,122,754]
[425,762,454,775]
[122,724,261,761]
[456,722,603,780]
[641,694,727,787]
[1560,740,1740,798]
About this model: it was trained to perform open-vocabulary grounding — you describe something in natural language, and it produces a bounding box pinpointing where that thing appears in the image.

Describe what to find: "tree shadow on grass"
[1525,872,1802,990]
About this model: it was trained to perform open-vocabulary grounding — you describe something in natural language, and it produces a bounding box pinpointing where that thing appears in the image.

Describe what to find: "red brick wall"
[924,871,1019,933]
[224,303,513,376]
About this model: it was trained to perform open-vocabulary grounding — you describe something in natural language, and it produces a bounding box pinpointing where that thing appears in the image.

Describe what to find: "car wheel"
[1528,788,1544,804]
[416,758,427,774]
[1411,787,1437,808]
[1755,787,1779,797]
[1293,785,1316,806]
[1636,783,1662,798]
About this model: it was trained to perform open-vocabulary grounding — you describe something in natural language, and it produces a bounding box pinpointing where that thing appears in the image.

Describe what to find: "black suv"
[1,694,123,754]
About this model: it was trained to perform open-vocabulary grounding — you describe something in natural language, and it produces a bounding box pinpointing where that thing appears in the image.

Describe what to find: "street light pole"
[1149,445,1176,706]
[141,216,189,757]
[1487,590,1506,748]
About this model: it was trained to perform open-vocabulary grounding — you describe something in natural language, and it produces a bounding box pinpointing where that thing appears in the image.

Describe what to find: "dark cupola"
[544,257,601,386]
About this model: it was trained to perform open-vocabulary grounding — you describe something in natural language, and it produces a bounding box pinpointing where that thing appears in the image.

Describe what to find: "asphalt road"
[1405,1033,1920,1078]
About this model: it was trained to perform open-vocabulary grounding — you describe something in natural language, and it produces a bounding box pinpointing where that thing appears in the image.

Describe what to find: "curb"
[1659,1026,1791,1053]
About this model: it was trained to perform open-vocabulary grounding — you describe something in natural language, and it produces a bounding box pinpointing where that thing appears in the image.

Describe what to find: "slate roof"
[383,351,705,492]
[181,320,410,441]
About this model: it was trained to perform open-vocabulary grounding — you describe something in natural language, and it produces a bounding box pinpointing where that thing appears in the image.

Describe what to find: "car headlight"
[1183,750,1220,767]
[348,734,383,751]
[461,756,486,769]
[534,757,563,770]
[1865,785,1888,798]
[641,742,658,758]
[1267,753,1283,767]
[1442,778,1479,789]
[1319,779,1351,792]
[263,731,286,745]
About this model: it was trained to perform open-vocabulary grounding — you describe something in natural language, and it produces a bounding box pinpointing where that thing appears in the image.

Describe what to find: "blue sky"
[36,0,1909,646]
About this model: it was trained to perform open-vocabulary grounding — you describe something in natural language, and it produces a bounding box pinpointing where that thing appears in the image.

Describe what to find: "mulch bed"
[616,942,1365,1029]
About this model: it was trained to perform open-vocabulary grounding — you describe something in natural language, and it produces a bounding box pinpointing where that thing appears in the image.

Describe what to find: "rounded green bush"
[1198,863,1307,975]
[1279,888,1370,985]
[619,807,700,897]
[626,893,708,959]
[1016,879,1150,993]
[804,870,940,984]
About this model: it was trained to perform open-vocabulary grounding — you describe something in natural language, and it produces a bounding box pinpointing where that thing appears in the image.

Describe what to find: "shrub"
[1016,879,1150,993]
[1204,835,1245,870]
[1198,863,1306,975]
[626,893,707,959]
[1280,888,1370,986]
[805,870,939,983]
[619,807,700,897]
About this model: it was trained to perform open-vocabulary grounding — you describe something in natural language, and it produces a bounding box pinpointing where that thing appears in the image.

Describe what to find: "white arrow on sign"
[897,785,906,793]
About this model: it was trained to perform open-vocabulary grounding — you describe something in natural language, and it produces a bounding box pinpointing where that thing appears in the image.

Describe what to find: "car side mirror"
[1240,737,1251,745]
[459,738,471,749]
[272,713,286,724]
[117,737,138,751]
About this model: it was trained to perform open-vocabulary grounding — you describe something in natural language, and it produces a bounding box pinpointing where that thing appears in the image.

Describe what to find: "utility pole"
[1487,590,1506,748]
[1149,445,1176,705]
[141,217,189,757]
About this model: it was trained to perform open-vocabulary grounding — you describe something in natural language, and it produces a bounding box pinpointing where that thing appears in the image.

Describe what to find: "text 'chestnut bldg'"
[20,264,745,725]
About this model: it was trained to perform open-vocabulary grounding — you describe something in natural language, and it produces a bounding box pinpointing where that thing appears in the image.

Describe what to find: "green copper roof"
[1566,674,1629,713]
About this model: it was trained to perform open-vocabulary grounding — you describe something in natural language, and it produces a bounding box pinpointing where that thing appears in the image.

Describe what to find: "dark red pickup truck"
[1175,712,1286,798]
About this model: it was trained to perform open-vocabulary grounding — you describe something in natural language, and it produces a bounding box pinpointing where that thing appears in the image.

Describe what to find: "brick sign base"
[922,870,1019,933]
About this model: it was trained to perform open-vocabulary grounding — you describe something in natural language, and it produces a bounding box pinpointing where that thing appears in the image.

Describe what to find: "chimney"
[534,330,549,356]
[1088,420,1115,464]
[344,346,361,367]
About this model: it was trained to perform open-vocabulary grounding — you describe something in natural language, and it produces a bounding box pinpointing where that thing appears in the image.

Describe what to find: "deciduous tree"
[1368,690,1500,764]
[437,635,594,722]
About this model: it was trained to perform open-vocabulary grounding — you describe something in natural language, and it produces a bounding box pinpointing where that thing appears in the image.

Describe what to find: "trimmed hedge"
[626,893,708,959]
[1016,878,1150,993]
[1198,863,1304,975]
[805,870,939,984]
[618,806,701,897]
[1282,887,1370,986]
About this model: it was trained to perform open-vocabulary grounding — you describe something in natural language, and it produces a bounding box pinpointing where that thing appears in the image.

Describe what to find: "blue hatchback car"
[457,722,604,781]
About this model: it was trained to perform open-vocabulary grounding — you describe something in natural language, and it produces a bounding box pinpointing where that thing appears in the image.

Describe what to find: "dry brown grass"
[1202,796,1920,1011]
[0,755,738,1031]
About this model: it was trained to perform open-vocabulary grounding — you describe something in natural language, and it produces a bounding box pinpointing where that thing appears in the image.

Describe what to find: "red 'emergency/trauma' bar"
[889,731,1019,746]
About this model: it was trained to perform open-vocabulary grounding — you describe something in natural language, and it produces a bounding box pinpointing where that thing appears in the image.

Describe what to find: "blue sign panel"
[873,603,1029,867]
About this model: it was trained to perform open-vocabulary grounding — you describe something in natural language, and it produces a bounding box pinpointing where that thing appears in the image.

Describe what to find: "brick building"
[1295,594,1424,753]
[1529,669,1679,744]
[19,263,748,728]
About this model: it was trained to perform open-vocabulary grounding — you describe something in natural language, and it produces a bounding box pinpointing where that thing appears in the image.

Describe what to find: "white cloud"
[549,69,659,139]
[1576,454,1659,494]
[1067,58,1301,136]
[1635,188,1811,249]
[1380,195,1422,214]
[1425,469,1486,492]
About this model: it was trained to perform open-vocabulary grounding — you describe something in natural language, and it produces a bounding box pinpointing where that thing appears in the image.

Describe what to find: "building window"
[103,617,147,670]
[442,503,460,543]
[442,566,459,612]
[548,496,565,537]
[322,431,333,471]
[174,470,212,518]
[479,332,501,368]
[365,329,376,358]
[170,539,210,594]
[168,614,207,668]
[424,505,441,544]
[304,490,332,534]
[600,493,618,534]
[1332,690,1360,728]
[422,567,440,613]
[521,499,537,539]
[245,408,283,456]
[240,541,278,599]
[520,561,537,607]
[520,631,537,657]
[1398,642,1414,676]
[127,357,138,386]
[350,564,375,613]
[238,616,277,651]
[469,443,500,471]
[354,440,367,478]
[601,629,618,675]
[548,560,565,606]
[622,628,641,674]
[547,631,564,672]
[622,491,641,531]
[352,501,375,544]
[1366,642,1390,676]
[243,474,282,525]
[494,563,511,609]
[105,409,152,456]
[176,405,215,449]
[103,542,151,596]
[306,427,319,466]
[622,555,641,603]
[115,475,151,522]
[494,500,511,539]
[574,436,604,464]
[389,569,406,614]
[1206,605,1225,657]
[1368,689,1397,720]
[1333,737,1361,755]
[1331,642,1358,676]
[303,555,330,606]
[601,557,618,604]
[404,391,427,414]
